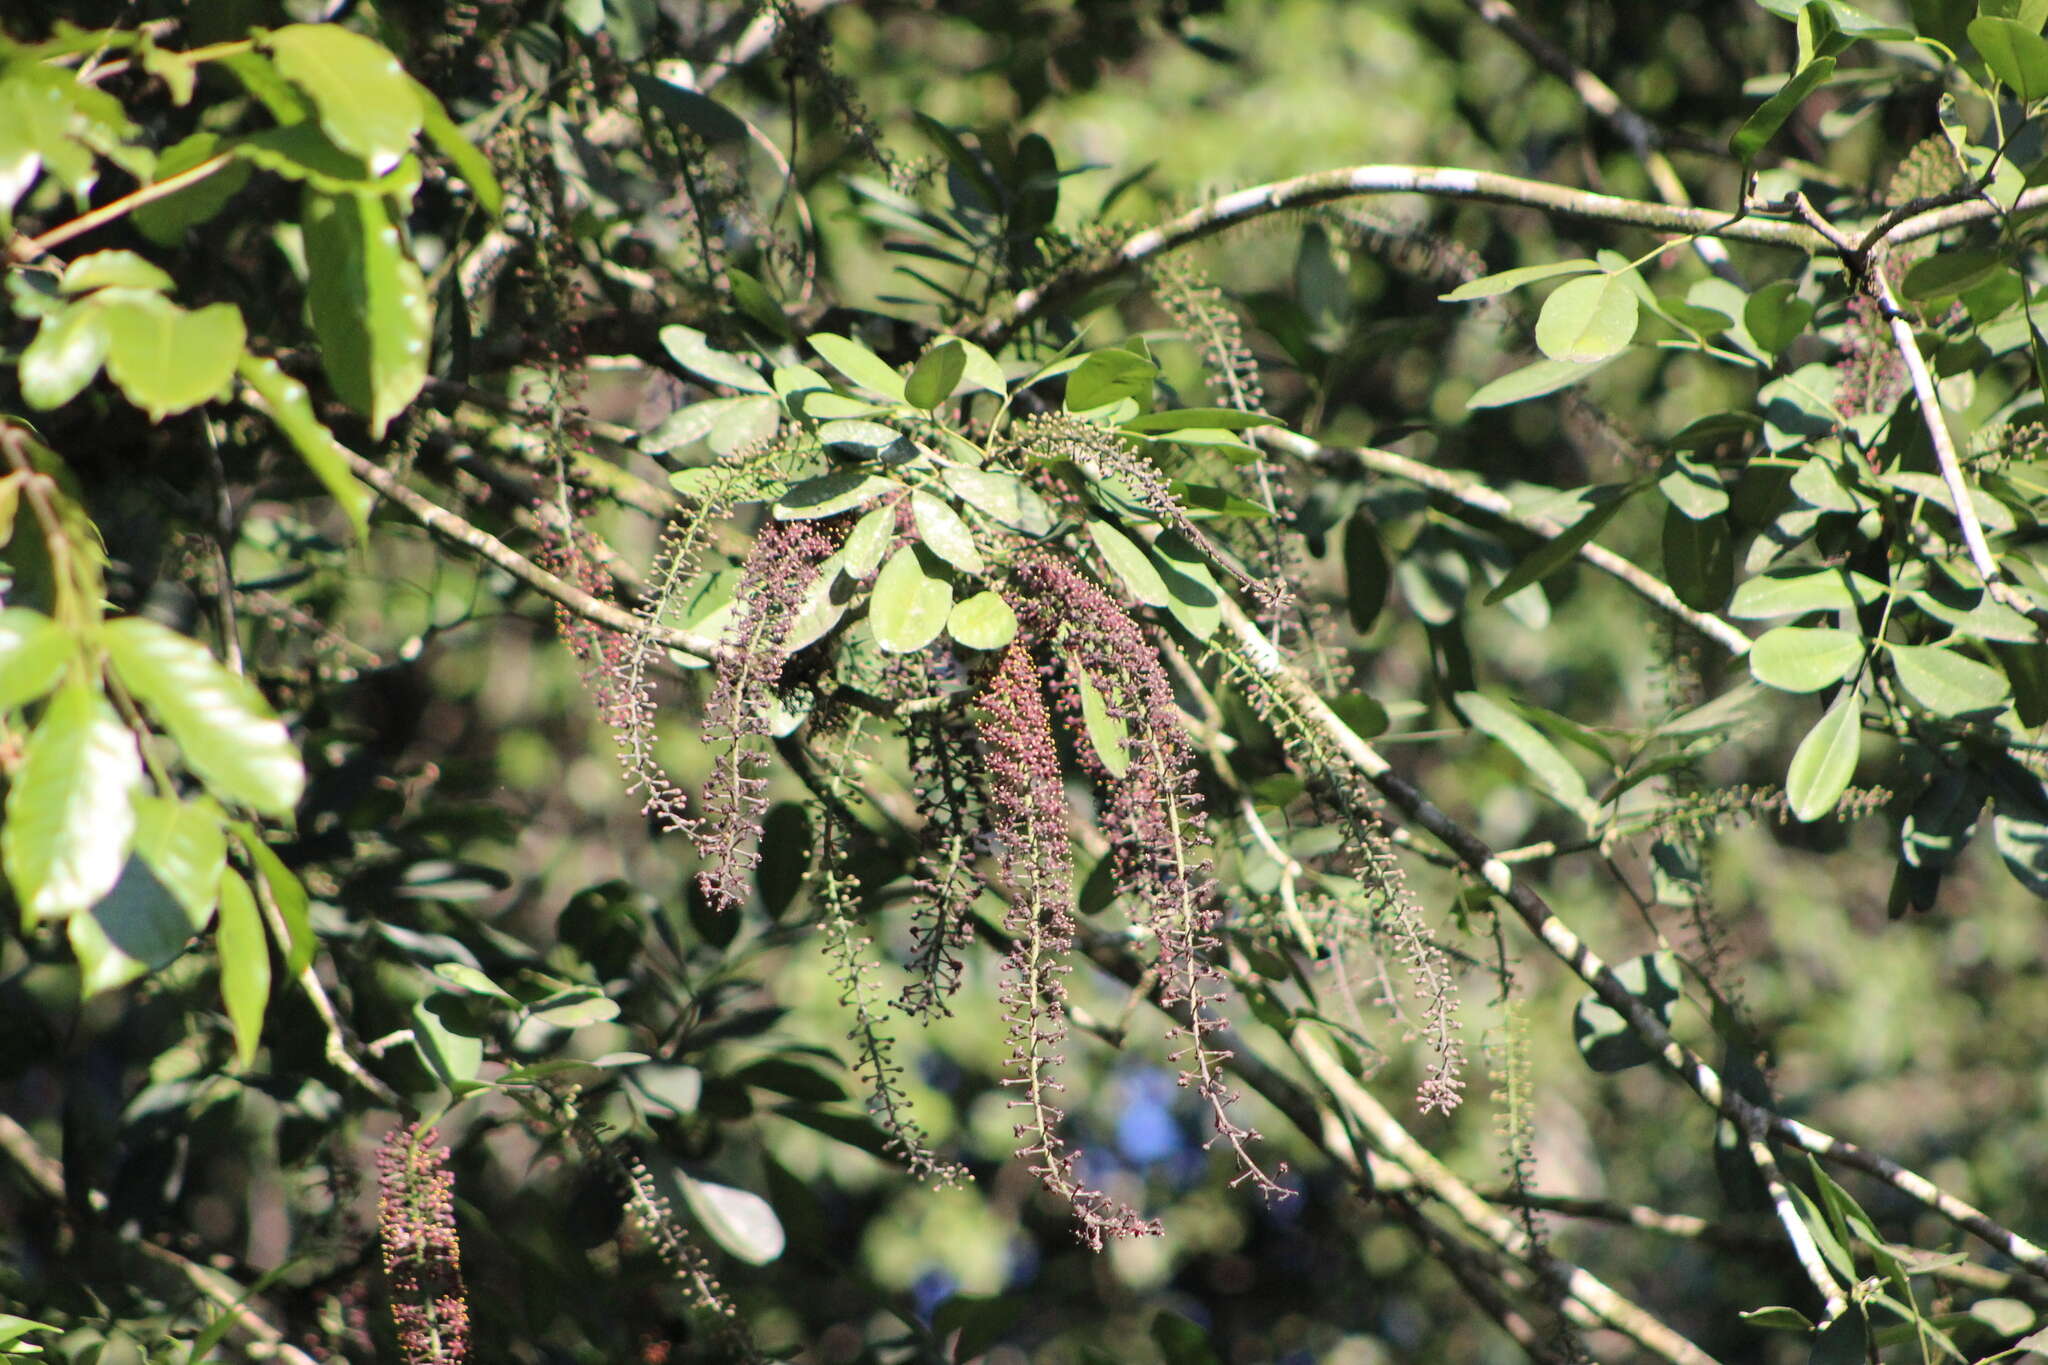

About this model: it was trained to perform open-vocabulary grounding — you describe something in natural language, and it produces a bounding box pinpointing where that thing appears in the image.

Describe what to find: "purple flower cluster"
[980,640,1159,1247]
[693,519,833,911]
[1012,556,1289,1200]
[376,1125,469,1364]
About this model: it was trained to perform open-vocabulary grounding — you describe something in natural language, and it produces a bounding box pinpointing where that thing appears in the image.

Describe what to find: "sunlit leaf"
[3,684,141,928]
[263,24,423,175]
[1786,691,1862,822]
[216,868,271,1070]
[869,546,952,653]
[302,189,430,436]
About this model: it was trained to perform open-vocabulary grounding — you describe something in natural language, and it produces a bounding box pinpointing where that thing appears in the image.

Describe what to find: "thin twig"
[4,155,233,265]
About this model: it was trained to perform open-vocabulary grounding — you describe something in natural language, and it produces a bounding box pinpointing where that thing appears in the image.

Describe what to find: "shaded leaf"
[238,354,373,542]
[216,868,270,1070]
[1572,952,1682,1071]
[302,190,431,436]
[677,1172,785,1265]
[1467,355,1618,409]
[1732,57,1836,162]
[1440,258,1603,301]
[906,339,966,409]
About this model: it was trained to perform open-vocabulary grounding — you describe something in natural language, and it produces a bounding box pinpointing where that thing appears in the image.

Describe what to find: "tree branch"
[972,164,1830,348]
[339,449,725,659]
[1261,428,1753,655]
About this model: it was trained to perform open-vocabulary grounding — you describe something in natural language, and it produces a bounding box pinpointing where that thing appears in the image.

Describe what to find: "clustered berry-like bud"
[376,1125,470,1365]
[980,640,1159,1248]
[1011,556,1289,1199]
[693,519,834,911]
[898,651,986,1019]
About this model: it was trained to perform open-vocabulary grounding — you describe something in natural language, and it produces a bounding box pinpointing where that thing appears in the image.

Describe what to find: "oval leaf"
[869,547,952,653]
[905,339,967,409]
[660,324,770,393]
[678,1173,786,1265]
[947,590,1018,649]
[1786,692,1862,823]
[911,490,985,573]
[302,190,430,436]
[809,333,905,400]
[102,617,304,817]
[1887,643,2012,717]
[1749,626,1865,693]
[1534,273,1640,363]
[1441,258,1604,302]
[264,24,423,174]
[1087,519,1170,606]
[1467,355,1617,409]
[3,685,142,928]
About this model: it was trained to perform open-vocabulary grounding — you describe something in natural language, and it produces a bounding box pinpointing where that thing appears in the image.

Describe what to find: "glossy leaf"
[238,354,373,542]
[1534,273,1640,362]
[102,617,304,817]
[1151,529,1224,640]
[1457,691,1596,823]
[660,324,771,393]
[868,546,952,653]
[1440,258,1603,301]
[1749,626,1864,692]
[3,684,141,928]
[842,504,896,578]
[302,190,431,436]
[911,490,985,572]
[1087,519,1170,606]
[943,466,1055,537]
[216,868,270,1070]
[19,299,111,410]
[809,333,905,399]
[1466,355,1617,409]
[678,1173,786,1265]
[99,293,245,422]
[1786,691,1862,822]
[773,472,898,520]
[1886,643,2011,716]
[1971,16,2048,100]
[1659,454,1729,519]
[1732,57,1836,162]
[263,24,423,174]
[906,339,967,409]
[947,590,1018,649]
[0,607,73,712]
[1074,662,1130,777]
[130,794,226,929]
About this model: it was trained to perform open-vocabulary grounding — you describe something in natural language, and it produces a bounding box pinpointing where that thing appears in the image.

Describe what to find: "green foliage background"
[4,2,2048,1364]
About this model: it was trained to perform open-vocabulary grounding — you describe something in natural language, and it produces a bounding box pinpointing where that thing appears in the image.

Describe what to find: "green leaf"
[234,825,314,976]
[677,1172,786,1265]
[1151,529,1224,640]
[773,472,898,520]
[1342,513,1391,633]
[633,75,749,144]
[1749,626,1865,692]
[231,123,413,194]
[70,850,198,997]
[409,79,501,216]
[1902,248,2005,305]
[808,333,905,400]
[262,24,423,174]
[1659,454,1729,519]
[1732,57,1836,162]
[1886,643,2011,716]
[1663,506,1734,611]
[943,466,1055,537]
[1120,407,1271,433]
[411,992,484,1087]
[728,268,792,341]
[1151,1311,1224,1365]
[1786,691,1862,822]
[1457,691,1596,823]
[947,590,1019,650]
[815,419,911,456]
[1483,487,1634,604]
[1971,16,2048,99]
[1440,258,1604,302]
[1466,355,1618,409]
[1572,952,1682,1072]
[1534,273,1640,362]
[1742,1307,1816,1331]
[1087,520,1170,606]
[530,990,621,1027]
[0,608,73,712]
[238,354,373,543]
[868,546,952,653]
[1743,281,1816,356]
[1729,566,1881,618]
[301,190,431,436]
[60,249,173,295]
[782,558,851,652]
[1065,349,1158,413]
[102,617,304,818]
[1074,662,1130,777]
[3,684,141,928]
[1809,1308,1868,1365]
[19,299,111,410]
[130,794,226,930]
[98,293,246,423]
[660,325,771,393]
[906,339,967,409]
[1994,808,2048,897]
[216,868,271,1070]
[842,505,896,578]
[911,490,985,573]
[708,394,781,455]
[1992,642,2048,727]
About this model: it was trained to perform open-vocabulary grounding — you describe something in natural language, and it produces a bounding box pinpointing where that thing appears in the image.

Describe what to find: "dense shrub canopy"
[6,2,2048,1363]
